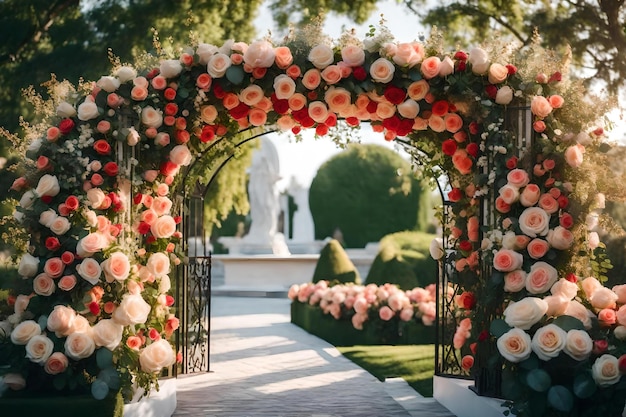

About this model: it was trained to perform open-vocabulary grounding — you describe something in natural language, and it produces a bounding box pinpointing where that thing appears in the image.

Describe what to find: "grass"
[337,344,435,397]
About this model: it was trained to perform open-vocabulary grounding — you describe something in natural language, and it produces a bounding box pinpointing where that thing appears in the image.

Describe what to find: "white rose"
[46,305,77,337]
[19,190,36,209]
[497,328,532,363]
[35,174,60,197]
[614,326,626,340]
[591,354,621,387]
[39,209,58,227]
[49,216,71,235]
[96,76,121,93]
[543,295,570,317]
[56,101,76,118]
[169,145,192,166]
[340,45,365,67]
[564,300,593,329]
[308,44,334,69]
[468,47,490,74]
[158,275,171,294]
[531,323,567,361]
[563,329,593,361]
[518,207,551,237]
[83,209,98,227]
[503,297,548,330]
[146,252,170,278]
[196,43,218,65]
[17,253,39,278]
[397,100,420,119]
[112,293,151,326]
[2,373,26,391]
[495,86,513,105]
[589,287,618,310]
[86,187,106,208]
[243,40,275,68]
[160,59,183,78]
[77,99,99,121]
[101,251,131,283]
[369,57,396,83]
[76,258,102,285]
[139,339,176,373]
[115,66,137,83]
[10,320,41,345]
[141,106,164,128]
[546,226,574,250]
[501,231,517,250]
[127,126,140,146]
[429,238,444,260]
[207,53,231,78]
[438,56,455,77]
[27,138,42,153]
[64,332,95,360]
[92,319,124,351]
[25,335,54,364]
[550,278,578,300]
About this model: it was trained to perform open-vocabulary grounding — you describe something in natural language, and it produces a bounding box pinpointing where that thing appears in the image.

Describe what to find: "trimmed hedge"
[312,239,361,284]
[0,391,124,417]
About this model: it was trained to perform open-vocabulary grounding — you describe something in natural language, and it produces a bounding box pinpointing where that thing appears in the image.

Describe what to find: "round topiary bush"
[312,239,361,285]
[309,143,432,248]
[366,231,438,289]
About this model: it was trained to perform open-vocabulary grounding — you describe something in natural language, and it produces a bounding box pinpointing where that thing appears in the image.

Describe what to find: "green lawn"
[337,344,435,397]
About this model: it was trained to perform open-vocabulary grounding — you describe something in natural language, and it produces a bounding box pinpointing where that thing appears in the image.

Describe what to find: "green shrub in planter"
[312,239,361,284]
[366,231,437,289]
[0,391,124,417]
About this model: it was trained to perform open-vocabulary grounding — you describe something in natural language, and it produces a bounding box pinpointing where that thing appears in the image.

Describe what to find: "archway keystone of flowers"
[3,27,625,416]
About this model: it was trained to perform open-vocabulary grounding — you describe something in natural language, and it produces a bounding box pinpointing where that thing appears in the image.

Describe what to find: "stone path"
[173,296,455,417]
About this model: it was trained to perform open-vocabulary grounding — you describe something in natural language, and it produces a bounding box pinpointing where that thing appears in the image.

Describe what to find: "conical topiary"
[312,239,361,284]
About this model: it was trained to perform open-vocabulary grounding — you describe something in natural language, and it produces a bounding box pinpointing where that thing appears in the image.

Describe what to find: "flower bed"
[289,281,436,346]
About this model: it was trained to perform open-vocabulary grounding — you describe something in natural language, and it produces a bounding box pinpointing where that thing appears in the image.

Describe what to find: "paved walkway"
[173,296,454,417]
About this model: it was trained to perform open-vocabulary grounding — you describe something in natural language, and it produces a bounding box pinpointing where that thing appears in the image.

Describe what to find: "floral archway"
[2,25,625,416]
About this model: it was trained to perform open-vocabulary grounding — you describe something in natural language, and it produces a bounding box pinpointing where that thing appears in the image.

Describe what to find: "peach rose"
[44,352,69,375]
[420,56,441,79]
[10,320,41,345]
[276,115,295,131]
[25,334,54,364]
[325,87,352,113]
[112,293,151,326]
[499,184,520,205]
[531,95,553,118]
[564,144,585,168]
[507,169,530,188]
[598,308,617,326]
[64,332,95,360]
[497,328,532,362]
[527,238,550,259]
[151,215,177,239]
[152,196,173,216]
[169,144,192,166]
[44,257,64,278]
[249,108,267,126]
[548,95,564,109]
[33,273,55,296]
[444,113,463,133]
[451,149,473,174]
[207,53,231,78]
[14,295,31,315]
[139,339,176,373]
[613,284,626,304]
[76,258,102,285]
[147,252,171,278]
[308,44,334,69]
[321,65,342,84]
[538,194,559,214]
[550,278,578,300]
[47,305,76,337]
[58,274,77,291]
[546,226,574,250]
[302,68,322,90]
[200,105,218,123]
[589,287,618,310]
[274,46,293,68]
[273,74,296,100]
[518,207,551,237]
[543,295,570,317]
[92,319,124,351]
[239,84,264,106]
[141,106,163,128]
[341,45,365,67]
[531,323,566,361]
[618,305,626,326]
[562,329,594,361]
[526,261,558,294]
[407,80,429,101]
[493,249,524,272]
[370,58,395,83]
[101,252,131,283]
[495,86,513,105]
[504,270,526,292]
[592,354,621,387]
[439,56,455,77]
[582,277,602,298]
[504,297,548,330]
[307,101,329,124]
[488,63,508,84]
[392,42,422,67]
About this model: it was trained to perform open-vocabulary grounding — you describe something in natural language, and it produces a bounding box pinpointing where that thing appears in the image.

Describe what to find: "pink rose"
[101,252,131,283]
[151,215,177,239]
[392,43,422,67]
[302,68,322,90]
[308,44,334,69]
[612,284,626,304]
[146,252,170,278]
[44,352,68,375]
[351,312,368,330]
[546,226,574,250]
[531,95,553,118]
[543,295,570,317]
[58,274,77,291]
[92,319,124,350]
[526,261,558,294]
[47,305,77,337]
[598,308,617,326]
[341,45,365,67]
[527,238,550,259]
[582,277,603,298]
[33,273,55,296]
[617,305,626,326]
[242,40,275,68]
[44,257,64,278]
[550,278,578,300]
[420,56,441,79]
[564,300,593,329]
[538,194,559,214]
[439,56,455,77]
[564,144,585,168]
[76,258,102,285]
[493,249,523,272]
[504,270,526,292]
[379,306,394,321]
[531,323,566,360]
[518,207,551,237]
[520,184,541,207]
[64,332,95,360]
[589,287,618,310]
[169,145,192,166]
[499,184,520,205]
[369,58,395,83]
[207,53,231,78]
[507,169,530,188]
[321,65,342,84]
[497,328,532,362]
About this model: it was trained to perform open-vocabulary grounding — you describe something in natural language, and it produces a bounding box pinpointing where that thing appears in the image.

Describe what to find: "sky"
[253,0,426,191]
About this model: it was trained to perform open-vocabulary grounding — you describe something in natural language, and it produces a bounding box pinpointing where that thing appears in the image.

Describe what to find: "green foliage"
[312,239,361,284]
[309,144,432,248]
[366,231,437,289]
[605,235,626,287]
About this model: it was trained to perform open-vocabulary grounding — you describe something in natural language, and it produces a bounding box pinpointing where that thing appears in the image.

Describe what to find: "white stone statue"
[245,137,281,245]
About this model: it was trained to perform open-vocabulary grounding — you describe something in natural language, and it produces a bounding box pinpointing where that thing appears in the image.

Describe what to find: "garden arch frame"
[6,27,625,416]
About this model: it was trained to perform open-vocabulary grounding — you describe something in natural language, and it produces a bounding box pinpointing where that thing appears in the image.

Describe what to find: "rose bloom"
[341,45,365,67]
[147,252,171,278]
[444,113,463,133]
[488,63,509,84]
[101,251,131,283]
[47,305,76,337]
[325,86,352,113]
[151,215,177,239]
[160,59,183,78]
[97,75,120,92]
[592,354,621,387]
[504,270,526,293]
[546,226,574,250]
[527,238,550,259]
[308,44,334,69]
[274,46,293,68]
[451,149,473,174]
[504,297,548,330]
[531,95,553,118]
[564,144,585,168]
[207,53,231,78]
[598,308,617,326]
[439,56,455,76]
[379,305,394,321]
[321,65,342,84]
[616,326,626,341]
[35,174,60,197]
[58,274,77,291]
[531,323,567,361]
[518,207,551,237]
[77,99,99,121]
[139,339,176,373]
[495,86,514,105]
[507,169,530,188]
[249,108,267,126]
[92,319,124,350]
[613,284,626,304]
[44,352,69,375]
[564,300,593,329]
[551,278,579,300]
[25,334,54,364]
[302,68,321,90]
[308,101,329,124]
[44,257,64,278]
[538,194,559,214]
[112,293,151,326]
[369,57,395,83]
[498,184,520,205]
[33,273,56,296]
[18,253,39,278]
[468,47,490,74]
[497,328,532,363]
[14,294,31,315]
[526,261,558,294]
[589,287,618,310]
[152,196,173,216]
[273,74,296,99]
[239,84,264,106]
[582,276,603,298]
[76,257,102,285]
[65,332,95,361]
[420,56,441,79]
[561,329,594,361]
[10,320,41,345]
[493,249,524,272]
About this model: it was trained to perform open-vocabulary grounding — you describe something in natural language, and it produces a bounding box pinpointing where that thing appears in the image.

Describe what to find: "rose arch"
[2,27,626,417]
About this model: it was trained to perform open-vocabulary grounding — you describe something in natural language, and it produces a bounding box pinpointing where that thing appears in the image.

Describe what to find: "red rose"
[307,91,318,100]
[41,195,53,204]
[618,354,626,374]
[165,295,175,306]
[300,117,315,128]
[175,130,190,144]
[200,125,215,143]
[61,251,75,265]
[88,301,101,316]
[103,162,119,177]
[148,328,160,340]
[457,61,467,72]
[506,64,517,75]
[352,66,367,81]
[548,71,562,83]
[431,100,449,116]
[146,68,159,79]
[485,85,498,99]
[458,241,472,252]
[346,117,359,127]
[458,291,477,309]
[229,103,250,120]
[454,51,468,61]
[164,103,178,116]
[565,273,578,283]
[45,237,61,251]
[59,119,75,135]
[383,85,406,105]
[160,161,179,176]
[273,99,289,114]
[65,195,79,211]
[557,195,569,209]
[366,100,378,114]
[133,193,143,205]
[448,188,463,202]
[469,122,480,135]
[506,156,518,169]
[315,123,329,136]
[466,143,479,158]
[397,118,414,137]
[442,139,458,156]
[173,216,182,224]
[137,221,151,235]
[382,115,401,133]
[291,126,301,135]
[164,87,176,101]
[325,114,337,127]
[478,330,489,342]
[593,339,608,355]
[559,213,574,229]
[212,83,225,98]
[93,139,112,155]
